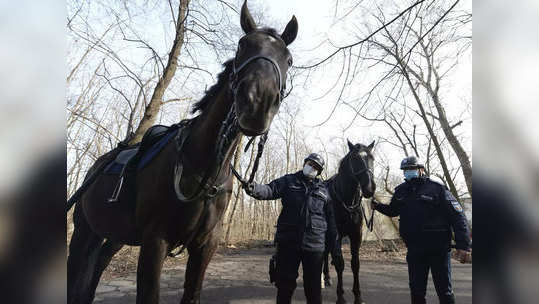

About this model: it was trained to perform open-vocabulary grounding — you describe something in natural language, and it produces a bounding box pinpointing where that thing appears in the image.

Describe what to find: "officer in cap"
[244,153,339,304]
[371,156,471,304]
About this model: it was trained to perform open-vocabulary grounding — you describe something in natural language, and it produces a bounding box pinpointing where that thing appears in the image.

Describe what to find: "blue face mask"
[404,169,419,180]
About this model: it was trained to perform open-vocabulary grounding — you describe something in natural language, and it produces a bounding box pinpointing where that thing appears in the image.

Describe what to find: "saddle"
[104,124,180,202]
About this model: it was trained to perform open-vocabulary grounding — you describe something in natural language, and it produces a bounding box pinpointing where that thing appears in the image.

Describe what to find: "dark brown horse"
[67,2,298,303]
[323,140,376,304]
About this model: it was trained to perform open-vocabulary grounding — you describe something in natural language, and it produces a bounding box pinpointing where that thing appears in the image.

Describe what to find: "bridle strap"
[230,30,289,102]
[347,154,373,187]
[232,55,284,93]
[345,153,376,232]
[228,33,290,186]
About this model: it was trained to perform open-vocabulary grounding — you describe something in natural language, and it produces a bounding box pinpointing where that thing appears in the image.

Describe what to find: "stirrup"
[107,176,124,203]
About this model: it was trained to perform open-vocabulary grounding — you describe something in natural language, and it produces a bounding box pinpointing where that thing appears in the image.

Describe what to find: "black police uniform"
[248,171,339,304]
[374,176,471,304]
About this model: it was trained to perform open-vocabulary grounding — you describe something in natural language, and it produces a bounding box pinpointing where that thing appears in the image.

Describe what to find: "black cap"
[304,153,325,172]
[400,156,424,170]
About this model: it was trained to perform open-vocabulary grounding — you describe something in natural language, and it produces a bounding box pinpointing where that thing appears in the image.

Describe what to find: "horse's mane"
[191,59,234,115]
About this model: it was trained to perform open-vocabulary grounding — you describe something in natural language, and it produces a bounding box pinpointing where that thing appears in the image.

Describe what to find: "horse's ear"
[240,1,256,34]
[347,139,354,151]
[281,15,298,45]
[367,140,375,151]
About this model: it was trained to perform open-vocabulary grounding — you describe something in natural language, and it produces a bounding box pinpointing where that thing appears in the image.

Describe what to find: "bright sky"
[251,0,472,184]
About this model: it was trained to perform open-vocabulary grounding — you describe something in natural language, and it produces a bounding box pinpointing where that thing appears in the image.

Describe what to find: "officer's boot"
[439,293,455,304]
[411,294,426,304]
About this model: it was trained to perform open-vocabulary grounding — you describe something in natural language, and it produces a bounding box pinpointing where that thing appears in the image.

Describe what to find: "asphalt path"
[95,247,472,303]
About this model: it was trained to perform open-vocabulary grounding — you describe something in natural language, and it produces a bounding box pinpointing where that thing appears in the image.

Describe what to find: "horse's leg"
[84,240,124,303]
[180,231,219,304]
[136,236,168,304]
[67,203,104,304]
[332,236,347,304]
[323,250,332,287]
[350,233,365,304]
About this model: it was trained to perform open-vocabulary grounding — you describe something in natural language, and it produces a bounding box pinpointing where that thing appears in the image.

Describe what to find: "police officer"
[244,153,339,304]
[371,156,471,304]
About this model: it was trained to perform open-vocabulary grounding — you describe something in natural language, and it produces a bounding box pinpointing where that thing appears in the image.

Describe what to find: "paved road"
[95,247,472,303]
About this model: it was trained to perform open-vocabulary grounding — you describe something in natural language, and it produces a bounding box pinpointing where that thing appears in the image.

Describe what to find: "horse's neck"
[184,82,239,173]
[335,164,360,202]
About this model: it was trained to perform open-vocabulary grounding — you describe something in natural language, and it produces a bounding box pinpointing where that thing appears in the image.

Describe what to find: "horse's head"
[342,139,376,198]
[230,1,298,136]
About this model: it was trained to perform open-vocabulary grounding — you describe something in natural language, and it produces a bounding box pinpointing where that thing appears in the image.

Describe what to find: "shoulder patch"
[451,200,463,212]
[444,190,463,212]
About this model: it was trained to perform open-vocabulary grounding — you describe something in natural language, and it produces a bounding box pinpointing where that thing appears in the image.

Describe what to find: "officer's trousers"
[406,248,455,304]
[275,246,324,304]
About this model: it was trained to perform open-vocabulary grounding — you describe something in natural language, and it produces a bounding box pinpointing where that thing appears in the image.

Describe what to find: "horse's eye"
[287,57,293,66]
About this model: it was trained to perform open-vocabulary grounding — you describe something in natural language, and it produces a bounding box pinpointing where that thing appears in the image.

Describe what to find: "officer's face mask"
[303,164,318,179]
[404,169,419,180]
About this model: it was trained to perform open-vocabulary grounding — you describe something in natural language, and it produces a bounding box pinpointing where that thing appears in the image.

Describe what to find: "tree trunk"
[397,59,460,199]
[128,0,190,144]
[428,91,472,197]
[406,37,473,198]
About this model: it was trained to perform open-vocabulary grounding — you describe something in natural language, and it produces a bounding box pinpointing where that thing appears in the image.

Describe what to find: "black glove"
[242,182,255,196]
[371,198,379,210]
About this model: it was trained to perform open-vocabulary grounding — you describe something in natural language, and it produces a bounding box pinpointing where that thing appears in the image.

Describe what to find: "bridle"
[175,30,291,202]
[347,152,374,187]
[229,30,288,104]
[169,31,291,257]
[332,150,376,231]
[229,30,291,185]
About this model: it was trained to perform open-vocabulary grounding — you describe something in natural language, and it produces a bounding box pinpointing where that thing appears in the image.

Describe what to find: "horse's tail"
[66,186,83,212]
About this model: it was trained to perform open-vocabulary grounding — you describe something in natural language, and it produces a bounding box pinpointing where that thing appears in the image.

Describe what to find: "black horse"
[67,2,298,304]
[324,140,376,304]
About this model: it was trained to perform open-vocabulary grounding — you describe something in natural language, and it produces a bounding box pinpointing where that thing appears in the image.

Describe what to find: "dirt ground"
[95,240,472,303]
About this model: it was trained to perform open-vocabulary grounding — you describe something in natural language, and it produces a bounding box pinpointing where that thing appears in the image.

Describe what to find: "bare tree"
[128,0,191,143]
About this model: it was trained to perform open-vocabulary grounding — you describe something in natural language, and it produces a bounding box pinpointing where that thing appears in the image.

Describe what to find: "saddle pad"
[137,129,178,169]
[103,129,178,175]
[103,148,139,174]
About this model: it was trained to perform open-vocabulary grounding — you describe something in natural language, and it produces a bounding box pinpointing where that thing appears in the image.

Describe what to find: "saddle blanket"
[104,128,179,175]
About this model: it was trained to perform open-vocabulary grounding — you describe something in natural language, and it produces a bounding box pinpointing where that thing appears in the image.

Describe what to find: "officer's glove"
[370,199,380,210]
[455,249,472,264]
[242,182,255,197]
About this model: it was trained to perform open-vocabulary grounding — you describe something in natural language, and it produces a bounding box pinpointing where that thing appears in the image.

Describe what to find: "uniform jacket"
[250,171,339,253]
[375,177,471,252]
